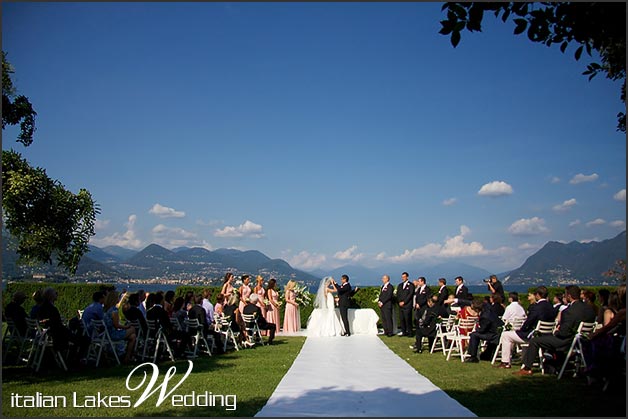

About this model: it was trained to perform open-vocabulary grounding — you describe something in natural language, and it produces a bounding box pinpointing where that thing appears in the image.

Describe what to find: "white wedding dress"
[306,292,344,337]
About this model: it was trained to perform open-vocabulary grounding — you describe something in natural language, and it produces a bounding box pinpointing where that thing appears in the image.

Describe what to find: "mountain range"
[2,231,625,287]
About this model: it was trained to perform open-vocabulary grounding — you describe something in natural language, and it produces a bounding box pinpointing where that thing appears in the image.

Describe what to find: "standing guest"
[202,289,215,325]
[239,275,252,313]
[103,291,136,364]
[3,291,28,336]
[378,275,394,337]
[254,275,267,319]
[214,294,225,317]
[283,280,301,333]
[82,291,105,336]
[164,291,175,317]
[466,299,503,363]
[502,292,526,323]
[243,294,276,344]
[221,272,235,299]
[265,279,281,334]
[123,293,148,336]
[397,272,415,337]
[454,276,470,301]
[413,277,432,325]
[515,285,597,376]
[30,289,44,319]
[486,275,505,301]
[436,278,449,307]
[496,286,555,369]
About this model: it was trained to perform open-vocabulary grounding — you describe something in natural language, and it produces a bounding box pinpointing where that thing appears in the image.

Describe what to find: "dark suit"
[123,305,148,335]
[147,304,188,357]
[335,281,353,335]
[415,304,439,350]
[522,300,596,369]
[515,299,555,340]
[414,285,432,322]
[379,282,394,336]
[468,308,503,359]
[397,281,415,336]
[436,286,449,307]
[243,303,275,343]
[455,284,470,301]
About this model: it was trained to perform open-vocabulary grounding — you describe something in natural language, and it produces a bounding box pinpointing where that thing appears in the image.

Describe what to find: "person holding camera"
[485,275,505,301]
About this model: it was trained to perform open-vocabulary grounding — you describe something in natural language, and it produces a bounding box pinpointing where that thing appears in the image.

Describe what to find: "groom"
[333,275,356,336]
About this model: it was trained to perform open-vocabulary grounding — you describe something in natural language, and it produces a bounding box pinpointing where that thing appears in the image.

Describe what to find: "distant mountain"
[504,231,626,286]
[87,245,122,264]
[101,245,138,261]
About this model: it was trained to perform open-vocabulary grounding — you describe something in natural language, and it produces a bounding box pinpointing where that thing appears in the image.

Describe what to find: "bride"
[306,276,345,337]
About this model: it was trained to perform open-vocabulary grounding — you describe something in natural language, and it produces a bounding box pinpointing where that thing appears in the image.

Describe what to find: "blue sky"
[3,2,625,273]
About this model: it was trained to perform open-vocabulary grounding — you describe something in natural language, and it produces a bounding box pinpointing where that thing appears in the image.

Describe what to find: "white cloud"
[586,218,606,227]
[386,225,496,263]
[552,198,577,212]
[569,219,581,228]
[442,197,458,206]
[333,245,365,262]
[477,181,513,197]
[550,176,561,184]
[508,217,550,236]
[579,238,600,244]
[609,220,626,229]
[518,243,540,251]
[151,224,213,250]
[614,189,626,202]
[569,173,599,185]
[94,219,110,231]
[214,220,264,239]
[288,251,327,270]
[375,252,387,261]
[196,219,223,227]
[90,214,143,249]
[149,203,186,218]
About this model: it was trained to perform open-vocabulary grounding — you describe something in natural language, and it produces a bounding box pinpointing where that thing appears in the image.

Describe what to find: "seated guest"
[103,291,136,364]
[172,297,188,327]
[37,287,89,366]
[596,289,611,325]
[146,292,189,358]
[164,290,175,317]
[184,291,195,311]
[30,289,44,319]
[242,294,276,345]
[502,292,526,324]
[552,293,567,318]
[495,286,555,369]
[3,291,28,336]
[188,295,224,352]
[515,285,596,376]
[214,294,225,317]
[201,289,215,325]
[581,289,599,319]
[222,294,249,346]
[413,296,440,353]
[466,299,503,362]
[82,291,105,336]
[490,293,505,318]
[123,293,148,335]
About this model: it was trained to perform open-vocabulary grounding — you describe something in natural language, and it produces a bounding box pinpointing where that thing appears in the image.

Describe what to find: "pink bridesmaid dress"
[283,289,300,333]
[256,287,267,318]
[239,285,252,312]
[266,289,281,333]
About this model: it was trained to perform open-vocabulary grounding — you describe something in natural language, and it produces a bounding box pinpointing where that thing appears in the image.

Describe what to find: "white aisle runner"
[255,335,475,417]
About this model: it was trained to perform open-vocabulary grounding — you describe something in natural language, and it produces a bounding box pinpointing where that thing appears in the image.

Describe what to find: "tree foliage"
[2,52,99,275]
[440,2,626,132]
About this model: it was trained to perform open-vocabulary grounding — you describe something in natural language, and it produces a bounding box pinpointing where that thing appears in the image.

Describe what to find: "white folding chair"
[2,319,25,363]
[142,320,175,363]
[446,318,477,361]
[170,317,183,331]
[184,318,213,358]
[557,321,597,379]
[86,319,123,367]
[430,315,457,354]
[217,316,240,352]
[20,318,41,366]
[491,316,527,364]
[30,321,67,373]
[241,313,265,346]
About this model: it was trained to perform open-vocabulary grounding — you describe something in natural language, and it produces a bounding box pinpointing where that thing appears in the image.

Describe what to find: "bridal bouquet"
[294,283,312,306]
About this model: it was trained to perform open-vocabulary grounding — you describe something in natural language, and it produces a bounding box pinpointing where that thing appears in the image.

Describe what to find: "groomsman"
[397,272,415,336]
[436,278,449,307]
[378,275,394,337]
[413,277,432,322]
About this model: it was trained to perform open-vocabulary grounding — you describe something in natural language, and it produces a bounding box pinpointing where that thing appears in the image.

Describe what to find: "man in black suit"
[333,275,354,336]
[413,277,432,323]
[378,275,394,337]
[413,296,440,353]
[466,299,504,362]
[436,278,449,307]
[243,294,276,344]
[397,272,415,336]
[515,285,596,375]
[496,286,555,369]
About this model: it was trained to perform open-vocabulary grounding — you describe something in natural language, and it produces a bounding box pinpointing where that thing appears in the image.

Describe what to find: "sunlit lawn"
[381,335,626,417]
[2,336,306,417]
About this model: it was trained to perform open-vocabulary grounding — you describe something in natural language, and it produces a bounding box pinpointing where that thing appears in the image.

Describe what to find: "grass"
[2,336,306,417]
[380,335,626,417]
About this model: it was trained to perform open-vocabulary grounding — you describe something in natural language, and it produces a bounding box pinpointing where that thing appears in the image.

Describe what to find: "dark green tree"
[440,2,626,132]
[2,51,99,275]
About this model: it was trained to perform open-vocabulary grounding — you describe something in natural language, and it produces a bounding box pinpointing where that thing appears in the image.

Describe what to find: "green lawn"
[2,336,306,417]
[380,335,626,417]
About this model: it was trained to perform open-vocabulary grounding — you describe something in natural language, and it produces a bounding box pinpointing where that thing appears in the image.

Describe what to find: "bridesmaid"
[283,280,300,333]
[265,278,281,334]
[254,275,268,335]
[239,275,252,313]
[221,272,235,299]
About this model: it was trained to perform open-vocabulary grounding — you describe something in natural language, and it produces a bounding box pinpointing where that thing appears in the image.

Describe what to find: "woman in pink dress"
[254,275,267,318]
[265,278,281,333]
[239,275,252,313]
[283,280,300,333]
[221,272,235,299]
